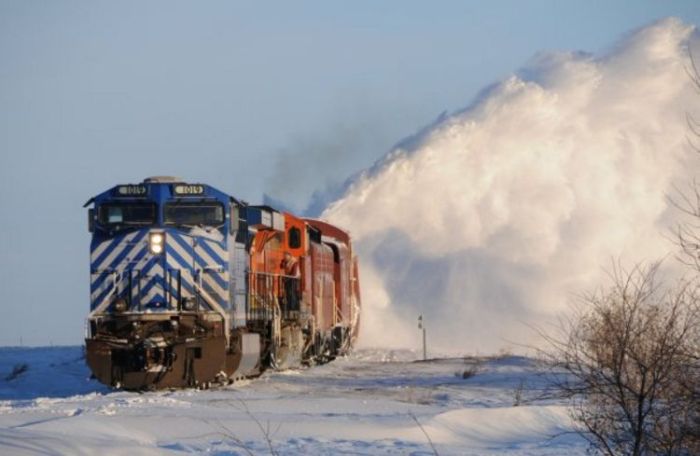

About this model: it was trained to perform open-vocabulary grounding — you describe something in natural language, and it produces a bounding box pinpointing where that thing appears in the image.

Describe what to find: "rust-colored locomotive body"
[84,177,360,389]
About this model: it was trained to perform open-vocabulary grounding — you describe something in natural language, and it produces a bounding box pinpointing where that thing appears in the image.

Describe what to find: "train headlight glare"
[149,232,165,255]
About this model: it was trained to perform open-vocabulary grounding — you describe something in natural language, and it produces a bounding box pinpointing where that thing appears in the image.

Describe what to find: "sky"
[1,1,700,346]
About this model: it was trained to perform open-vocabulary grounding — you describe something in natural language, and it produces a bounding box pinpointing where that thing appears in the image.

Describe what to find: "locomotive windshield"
[98,202,156,226]
[164,202,224,227]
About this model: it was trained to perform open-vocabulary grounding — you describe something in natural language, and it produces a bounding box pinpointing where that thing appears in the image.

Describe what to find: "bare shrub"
[456,359,481,380]
[409,411,439,456]
[512,379,525,407]
[211,397,281,456]
[539,263,700,455]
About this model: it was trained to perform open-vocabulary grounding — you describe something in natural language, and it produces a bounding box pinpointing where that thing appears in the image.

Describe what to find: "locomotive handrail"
[249,271,276,321]
[250,270,300,279]
[247,271,300,321]
[167,268,182,311]
[88,271,121,317]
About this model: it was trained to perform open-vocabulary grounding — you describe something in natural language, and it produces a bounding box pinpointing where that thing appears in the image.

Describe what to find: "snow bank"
[0,347,585,455]
[423,406,573,448]
[0,347,107,401]
[323,18,700,353]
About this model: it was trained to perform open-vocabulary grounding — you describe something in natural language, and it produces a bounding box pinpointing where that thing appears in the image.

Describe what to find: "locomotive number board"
[173,184,205,195]
[114,185,148,197]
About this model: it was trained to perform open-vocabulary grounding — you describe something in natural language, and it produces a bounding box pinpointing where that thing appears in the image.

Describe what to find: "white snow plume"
[323,18,700,354]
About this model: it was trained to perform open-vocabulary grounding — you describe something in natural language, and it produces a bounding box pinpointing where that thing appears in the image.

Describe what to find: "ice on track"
[0,346,585,455]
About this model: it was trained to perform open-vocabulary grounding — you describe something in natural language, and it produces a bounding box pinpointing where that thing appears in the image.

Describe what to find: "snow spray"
[323,18,700,354]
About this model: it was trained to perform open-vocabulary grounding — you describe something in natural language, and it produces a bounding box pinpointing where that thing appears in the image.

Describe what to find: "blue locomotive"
[84,177,360,389]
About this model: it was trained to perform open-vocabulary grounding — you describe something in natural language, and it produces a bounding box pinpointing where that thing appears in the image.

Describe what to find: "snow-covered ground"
[0,347,586,455]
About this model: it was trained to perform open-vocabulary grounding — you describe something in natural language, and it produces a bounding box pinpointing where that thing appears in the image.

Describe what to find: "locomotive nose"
[139,229,169,310]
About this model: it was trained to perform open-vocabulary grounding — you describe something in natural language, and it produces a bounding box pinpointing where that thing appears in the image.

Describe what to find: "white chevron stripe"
[142,262,164,281]
[165,257,183,278]
[91,270,122,311]
[169,291,178,308]
[166,257,194,298]
[165,254,178,269]
[90,273,113,302]
[90,272,112,299]
[91,285,108,302]
[168,235,194,269]
[92,231,141,272]
[165,255,226,305]
[180,269,194,298]
[91,250,148,297]
[195,244,228,298]
[91,269,129,302]
[200,271,228,303]
[94,263,142,303]
[195,243,224,272]
[141,264,165,303]
[90,239,114,264]
[163,268,179,308]
[206,239,227,264]
[90,241,112,288]
[142,286,164,304]
[132,249,154,271]
[90,235,122,267]
[93,294,108,312]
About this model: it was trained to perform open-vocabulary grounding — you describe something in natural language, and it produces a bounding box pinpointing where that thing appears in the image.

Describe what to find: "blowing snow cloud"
[322,18,700,353]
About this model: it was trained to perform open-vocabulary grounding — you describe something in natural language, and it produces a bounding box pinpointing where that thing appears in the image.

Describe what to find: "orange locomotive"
[246,211,362,370]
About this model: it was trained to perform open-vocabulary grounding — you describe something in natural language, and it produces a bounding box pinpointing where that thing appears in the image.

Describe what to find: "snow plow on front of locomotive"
[84,178,250,389]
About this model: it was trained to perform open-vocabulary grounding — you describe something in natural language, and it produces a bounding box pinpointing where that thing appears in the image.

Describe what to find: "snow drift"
[323,18,700,353]
[0,347,586,455]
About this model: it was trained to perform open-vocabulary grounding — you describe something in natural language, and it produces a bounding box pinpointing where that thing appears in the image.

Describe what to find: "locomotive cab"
[84,177,242,388]
[86,178,231,314]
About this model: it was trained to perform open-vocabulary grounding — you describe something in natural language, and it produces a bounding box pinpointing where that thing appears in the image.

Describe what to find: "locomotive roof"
[84,177,233,207]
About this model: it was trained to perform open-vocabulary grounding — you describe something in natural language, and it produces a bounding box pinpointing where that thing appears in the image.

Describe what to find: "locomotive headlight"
[149,232,165,255]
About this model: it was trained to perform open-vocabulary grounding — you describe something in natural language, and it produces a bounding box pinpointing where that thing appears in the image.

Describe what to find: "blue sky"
[1,1,699,346]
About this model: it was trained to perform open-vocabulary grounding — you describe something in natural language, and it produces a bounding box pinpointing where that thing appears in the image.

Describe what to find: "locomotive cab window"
[98,203,156,226]
[288,227,302,249]
[164,202,225,227]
